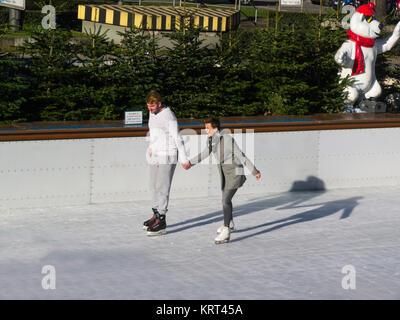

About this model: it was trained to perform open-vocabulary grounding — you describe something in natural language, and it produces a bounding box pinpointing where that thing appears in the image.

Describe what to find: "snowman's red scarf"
[347,29,376,75]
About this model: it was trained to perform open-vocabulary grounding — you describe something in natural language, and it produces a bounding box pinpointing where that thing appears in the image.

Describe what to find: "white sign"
[125,111,143,125]
[0,0,25,10]
[280,0,302,6]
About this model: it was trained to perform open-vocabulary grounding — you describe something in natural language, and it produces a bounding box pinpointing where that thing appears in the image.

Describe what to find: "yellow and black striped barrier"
[77,4,240,32]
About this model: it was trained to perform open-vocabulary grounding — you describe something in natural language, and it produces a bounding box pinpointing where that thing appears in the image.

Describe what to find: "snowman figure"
[335,3,400,113]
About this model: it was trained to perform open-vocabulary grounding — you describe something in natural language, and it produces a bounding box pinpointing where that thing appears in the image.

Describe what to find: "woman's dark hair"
[204,118,220,130]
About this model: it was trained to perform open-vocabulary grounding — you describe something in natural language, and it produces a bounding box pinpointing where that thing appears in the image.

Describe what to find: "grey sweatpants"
[149,163,176,215]
[222,188,238,227]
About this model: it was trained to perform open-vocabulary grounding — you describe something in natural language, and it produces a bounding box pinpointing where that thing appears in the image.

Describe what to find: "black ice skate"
[147,214,166,236]
[143,208,158,230]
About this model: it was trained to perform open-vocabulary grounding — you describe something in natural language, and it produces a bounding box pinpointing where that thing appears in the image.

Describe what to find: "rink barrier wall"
[1,114,400,208]
[2,114,400,141]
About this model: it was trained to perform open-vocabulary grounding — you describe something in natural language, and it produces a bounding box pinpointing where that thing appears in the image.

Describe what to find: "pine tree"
[113,26,161,119]
[161,13,219,118]
[240,12,352,115]
[18,27,76,121]
[212,29,253,116]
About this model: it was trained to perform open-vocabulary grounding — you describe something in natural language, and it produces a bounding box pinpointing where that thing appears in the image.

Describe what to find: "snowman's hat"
[356,2,375,16]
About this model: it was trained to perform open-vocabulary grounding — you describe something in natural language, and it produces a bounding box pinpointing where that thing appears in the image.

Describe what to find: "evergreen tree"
[66,25,120,120]
[242,12,351,115]
[0,24,29,123]
[161,13,219,118]
[113,26,161,119]
[0,10,372,123]
[0,56,30,123]
[18,27,76,121]
[212,29,253,116]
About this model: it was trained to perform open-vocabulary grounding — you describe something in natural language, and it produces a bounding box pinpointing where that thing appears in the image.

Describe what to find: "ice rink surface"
[1,186,399,300]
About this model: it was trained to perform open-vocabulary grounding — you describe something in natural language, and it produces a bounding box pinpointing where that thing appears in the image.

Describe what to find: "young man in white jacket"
[143,91,191,236]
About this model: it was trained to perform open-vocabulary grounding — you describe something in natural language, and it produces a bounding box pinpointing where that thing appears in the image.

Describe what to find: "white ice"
[0,186,399,299]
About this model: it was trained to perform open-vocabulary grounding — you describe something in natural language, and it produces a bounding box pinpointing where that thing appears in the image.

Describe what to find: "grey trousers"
[149,163,176,215]
[222,188,238,227]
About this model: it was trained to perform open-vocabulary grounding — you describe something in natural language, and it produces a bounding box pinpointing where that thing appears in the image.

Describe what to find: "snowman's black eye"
[365,15,374,23]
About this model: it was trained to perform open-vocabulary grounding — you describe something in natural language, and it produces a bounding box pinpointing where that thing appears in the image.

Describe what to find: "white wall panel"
[242,131,320,194]
[319,128,400,155]
[1,127,400,209]
[92,137,148,166]
[90,137,149,203]
[0,170,91,208]
[0,140,92,169]
[254,131,320,158]
[244,158,319,193]
[90,164,149,203]
[0,139,92,208]
[319,128,400,189]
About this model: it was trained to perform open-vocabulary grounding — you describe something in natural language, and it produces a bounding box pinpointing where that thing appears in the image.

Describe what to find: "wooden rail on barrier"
[2,114,400,141]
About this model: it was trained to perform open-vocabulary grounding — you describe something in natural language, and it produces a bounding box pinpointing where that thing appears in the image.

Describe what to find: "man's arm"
[147,128,157,159]
[169,117,189,164]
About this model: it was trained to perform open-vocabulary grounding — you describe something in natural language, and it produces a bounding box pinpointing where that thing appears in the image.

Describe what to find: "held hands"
[182,161,191,170]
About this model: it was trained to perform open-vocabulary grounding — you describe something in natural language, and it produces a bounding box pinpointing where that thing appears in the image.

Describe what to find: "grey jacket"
[190,130,259,191]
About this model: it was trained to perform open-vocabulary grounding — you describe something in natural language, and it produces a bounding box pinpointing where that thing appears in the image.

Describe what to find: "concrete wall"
[1,127,400,209]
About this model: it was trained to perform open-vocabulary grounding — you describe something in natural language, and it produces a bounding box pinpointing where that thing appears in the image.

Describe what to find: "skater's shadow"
[167,176,327,235]
[230,196,362,243]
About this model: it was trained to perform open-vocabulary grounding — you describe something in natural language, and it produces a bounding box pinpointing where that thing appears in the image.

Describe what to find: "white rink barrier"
[1,127,400,208]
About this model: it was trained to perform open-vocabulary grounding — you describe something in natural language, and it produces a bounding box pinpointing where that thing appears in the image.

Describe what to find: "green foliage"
[0,57,30,122]
[160,14,220,118]
[211,29,253,116]
[0,10,354,124]
[114,26,161,118]
[237,12,351,115]
[20,27,77,121]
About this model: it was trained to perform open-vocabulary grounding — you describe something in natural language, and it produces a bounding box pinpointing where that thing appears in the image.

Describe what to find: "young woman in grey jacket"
[187,118,261,244]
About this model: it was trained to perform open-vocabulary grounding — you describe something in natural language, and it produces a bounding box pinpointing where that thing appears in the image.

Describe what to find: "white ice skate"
[216,220,235,234]
[214,226,230,244]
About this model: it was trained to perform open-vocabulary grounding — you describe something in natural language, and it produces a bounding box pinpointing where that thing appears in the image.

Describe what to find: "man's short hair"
[205,118,220,130]
[146,91,162,104]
